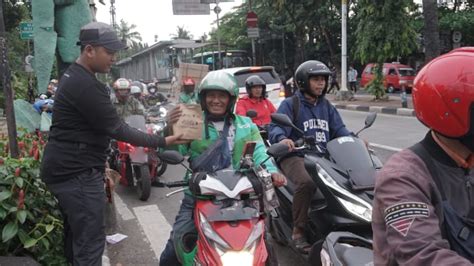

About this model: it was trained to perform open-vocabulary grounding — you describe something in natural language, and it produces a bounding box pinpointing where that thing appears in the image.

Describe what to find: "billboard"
[172,0,210,15]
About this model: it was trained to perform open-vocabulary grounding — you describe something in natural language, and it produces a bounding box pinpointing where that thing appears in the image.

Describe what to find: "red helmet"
[413,47,474,137]
[183,78,195,86]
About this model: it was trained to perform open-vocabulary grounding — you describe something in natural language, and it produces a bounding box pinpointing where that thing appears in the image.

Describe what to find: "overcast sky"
[95,0,244,45]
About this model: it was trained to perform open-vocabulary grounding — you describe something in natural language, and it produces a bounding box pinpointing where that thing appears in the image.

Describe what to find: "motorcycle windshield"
[124,115,148,163]
[326,136,376,191]
[125,115,147,132]
[207,200,260,222]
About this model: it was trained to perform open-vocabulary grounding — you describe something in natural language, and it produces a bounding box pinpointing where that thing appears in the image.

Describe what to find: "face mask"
[149,89,156,94]
[184,85,194,94]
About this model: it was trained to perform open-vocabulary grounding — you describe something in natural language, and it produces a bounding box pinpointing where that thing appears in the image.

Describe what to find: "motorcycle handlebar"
[165,180,188,188]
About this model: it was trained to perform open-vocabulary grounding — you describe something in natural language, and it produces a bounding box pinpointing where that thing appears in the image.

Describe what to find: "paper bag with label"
[172,104,203,140]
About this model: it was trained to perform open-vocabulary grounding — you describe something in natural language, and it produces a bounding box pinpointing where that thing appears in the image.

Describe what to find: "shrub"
[0,132,67,265]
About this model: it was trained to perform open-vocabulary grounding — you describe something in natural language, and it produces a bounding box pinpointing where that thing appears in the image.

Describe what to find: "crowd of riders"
[40,21,474,266]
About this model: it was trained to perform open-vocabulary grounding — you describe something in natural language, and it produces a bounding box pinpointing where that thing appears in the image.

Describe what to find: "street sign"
[452,31,462,43]
[247,11,258,28]
[247,28,259,38]
[172,0,210,15]
[19,22,34,40]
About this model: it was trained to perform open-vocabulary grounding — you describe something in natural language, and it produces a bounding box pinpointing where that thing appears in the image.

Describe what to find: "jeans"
[46,168,105,266]
[159,195,196,266]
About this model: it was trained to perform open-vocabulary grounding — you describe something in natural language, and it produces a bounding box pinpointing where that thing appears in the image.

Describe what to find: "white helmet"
[130,85,142,94]
[114,78,131,90]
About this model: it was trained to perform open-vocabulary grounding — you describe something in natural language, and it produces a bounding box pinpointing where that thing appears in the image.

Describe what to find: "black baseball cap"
[77,22,127,51]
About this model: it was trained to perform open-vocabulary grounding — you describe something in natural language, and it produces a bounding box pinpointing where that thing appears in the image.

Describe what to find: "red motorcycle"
[159,142,278,265]
[110,115,155,201]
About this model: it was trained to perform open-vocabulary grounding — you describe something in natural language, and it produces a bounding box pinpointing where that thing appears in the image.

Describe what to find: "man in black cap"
[41,22,185,265]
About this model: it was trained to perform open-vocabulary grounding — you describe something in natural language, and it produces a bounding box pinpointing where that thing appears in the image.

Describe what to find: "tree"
[171,25,193,40]
[117,19,142,47]
[354,0,418,99]
[422,0,441,63]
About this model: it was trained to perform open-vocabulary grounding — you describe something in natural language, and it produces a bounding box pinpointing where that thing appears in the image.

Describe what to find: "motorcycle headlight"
[199,212,230,250]
[220,250,255,266]
[336,196,372,222]
[316,164,372,222]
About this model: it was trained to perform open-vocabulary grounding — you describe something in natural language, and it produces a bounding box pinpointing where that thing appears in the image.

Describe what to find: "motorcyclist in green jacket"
[159,71,286,265]
[178,78,198,104]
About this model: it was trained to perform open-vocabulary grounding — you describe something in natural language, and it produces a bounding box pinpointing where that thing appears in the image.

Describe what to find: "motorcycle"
[267,112,381,265]
[145,100,175,177]
[158,142,279,266]
[245,110,271,147]
[109,115,155,201]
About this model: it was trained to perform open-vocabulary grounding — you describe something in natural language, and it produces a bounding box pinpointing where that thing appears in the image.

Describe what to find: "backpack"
[409,143,474,262]
[292,94,300,125]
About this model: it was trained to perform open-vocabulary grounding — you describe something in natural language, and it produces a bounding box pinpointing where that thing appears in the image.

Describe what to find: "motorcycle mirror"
[271,113,304,136]
[355,112,377,136]
[267,143,291,158]
[246,109,257,118]
[365,112,377,128]
[158,150,184,165]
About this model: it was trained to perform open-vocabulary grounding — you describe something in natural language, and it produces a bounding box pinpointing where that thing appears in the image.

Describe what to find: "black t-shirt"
[41,63,165,184]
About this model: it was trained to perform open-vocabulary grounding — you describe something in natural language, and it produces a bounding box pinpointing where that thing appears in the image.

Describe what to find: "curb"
[334,104,415,117]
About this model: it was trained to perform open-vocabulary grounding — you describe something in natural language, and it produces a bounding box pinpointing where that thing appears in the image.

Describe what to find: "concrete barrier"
[397,108,415,116]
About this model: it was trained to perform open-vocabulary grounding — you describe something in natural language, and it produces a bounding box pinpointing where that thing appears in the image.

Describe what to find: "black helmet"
[295,60,331,94]
[245,75,267,98]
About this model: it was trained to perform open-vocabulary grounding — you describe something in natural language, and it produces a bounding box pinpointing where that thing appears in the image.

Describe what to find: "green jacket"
[175,114,277,180]
[178,92,198,104]
[113,96,145,119]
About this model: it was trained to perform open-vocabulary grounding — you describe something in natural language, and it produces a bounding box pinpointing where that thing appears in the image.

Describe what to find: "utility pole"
[336,0,352,101]
[214,0,222,69]
[0,1,19,158]
[110,0,117,29]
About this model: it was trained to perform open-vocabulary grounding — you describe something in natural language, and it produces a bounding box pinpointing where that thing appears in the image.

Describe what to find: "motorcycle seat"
[334,243,373,266]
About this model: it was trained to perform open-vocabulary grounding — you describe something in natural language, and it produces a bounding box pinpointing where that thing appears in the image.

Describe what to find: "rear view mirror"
[364,112,377,129]
[267,143,291,158]
[271,113,304,136]
[158,150,184,165]
[355,112,377,136]
[271,113,294,128]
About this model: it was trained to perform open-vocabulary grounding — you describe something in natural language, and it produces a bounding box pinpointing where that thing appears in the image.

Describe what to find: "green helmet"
[197,71,239,112]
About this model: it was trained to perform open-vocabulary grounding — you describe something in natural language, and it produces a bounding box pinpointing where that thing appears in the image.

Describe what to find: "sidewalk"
[325,90,415,117]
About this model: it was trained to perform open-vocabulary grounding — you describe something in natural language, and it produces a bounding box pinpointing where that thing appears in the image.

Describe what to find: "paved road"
[105,109,428,265]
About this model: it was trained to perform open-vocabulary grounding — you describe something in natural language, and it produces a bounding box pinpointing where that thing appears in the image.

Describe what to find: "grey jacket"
[372,132,473,265]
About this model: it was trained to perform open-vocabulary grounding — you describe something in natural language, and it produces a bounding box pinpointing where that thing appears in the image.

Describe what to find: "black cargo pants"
[46,168,105,266]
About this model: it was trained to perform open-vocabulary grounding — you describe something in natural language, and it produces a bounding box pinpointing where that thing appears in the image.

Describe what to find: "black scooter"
[267,112,382,265]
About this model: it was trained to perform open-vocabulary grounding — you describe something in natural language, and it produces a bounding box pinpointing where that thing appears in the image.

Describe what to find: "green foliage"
[117,19,142,47]
[0,2,32,101]
[439,8,474,45]
[354,0,418,99]
[365,65,386,100]
[171,26,193,40]
[0,132,66,265]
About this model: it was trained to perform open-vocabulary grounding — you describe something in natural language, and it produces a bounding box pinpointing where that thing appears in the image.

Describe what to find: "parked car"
[221,66,285,107]
[360,62,416,93]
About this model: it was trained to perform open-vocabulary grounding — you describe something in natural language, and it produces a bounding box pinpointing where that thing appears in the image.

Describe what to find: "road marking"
[113,192,135,221]
[133,204,172,260]
[370,142,402,152]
